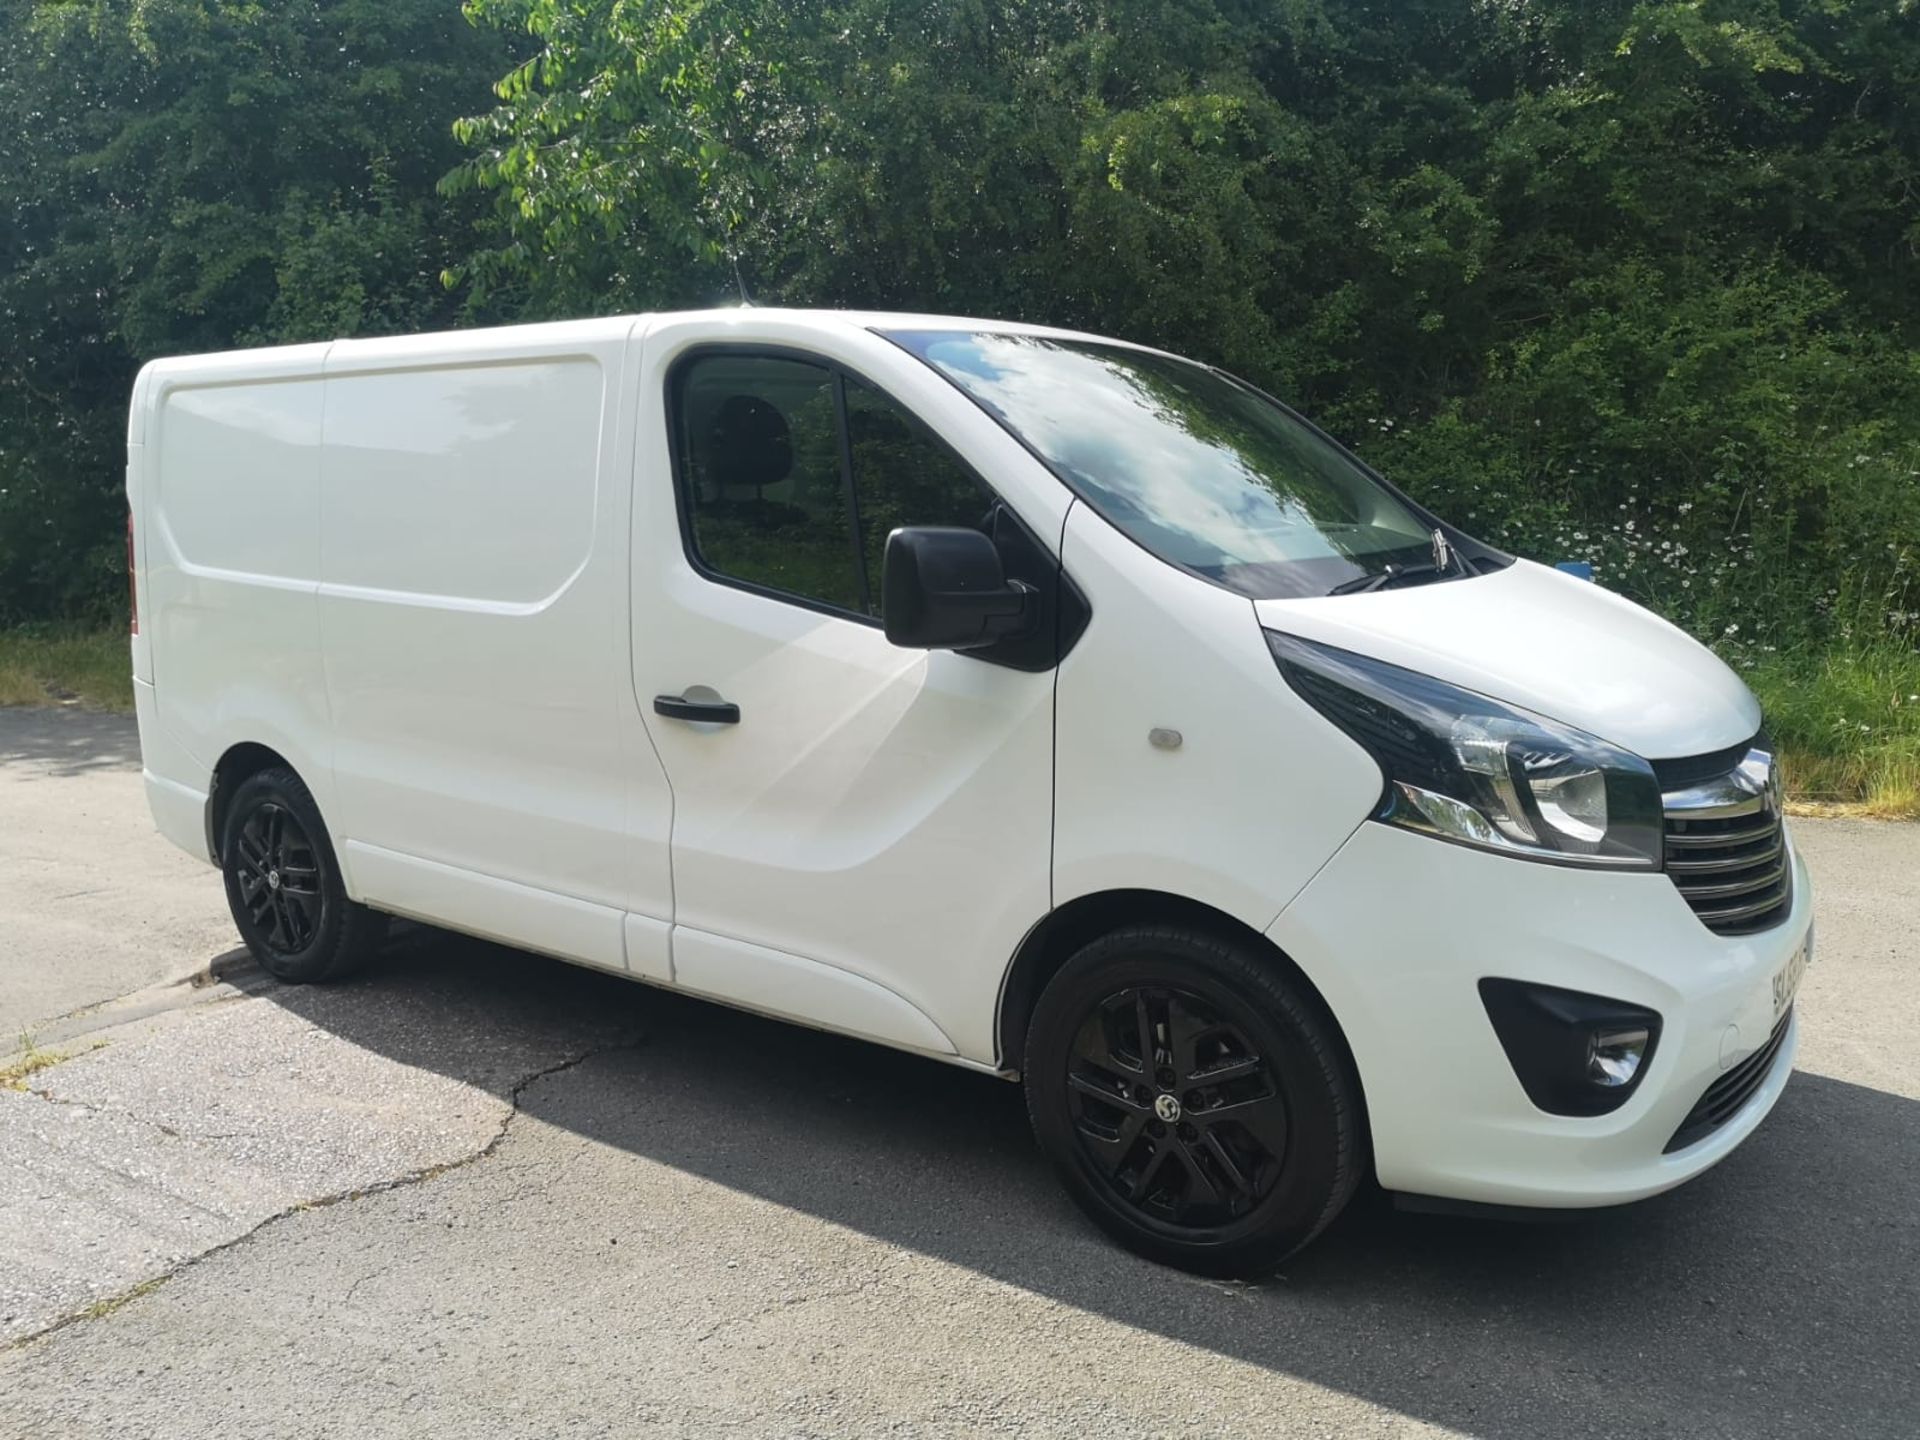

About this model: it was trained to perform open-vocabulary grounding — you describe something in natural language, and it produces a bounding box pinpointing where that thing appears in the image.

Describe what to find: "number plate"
[1772,929,1812,1019]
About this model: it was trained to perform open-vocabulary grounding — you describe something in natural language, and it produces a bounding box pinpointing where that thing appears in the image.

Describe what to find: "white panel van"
[127,309,1812,1273]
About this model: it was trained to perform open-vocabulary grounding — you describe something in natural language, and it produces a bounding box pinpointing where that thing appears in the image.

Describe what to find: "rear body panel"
[130,320,676,981]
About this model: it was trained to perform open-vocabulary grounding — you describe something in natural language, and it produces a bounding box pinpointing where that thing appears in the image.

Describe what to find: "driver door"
[628,320,1059,1066]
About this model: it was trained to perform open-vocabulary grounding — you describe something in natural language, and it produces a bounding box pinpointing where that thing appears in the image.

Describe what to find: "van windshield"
[885,329,1451,600]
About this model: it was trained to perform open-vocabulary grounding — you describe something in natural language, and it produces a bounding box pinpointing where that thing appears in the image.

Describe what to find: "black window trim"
[829,370,874,615]
[664,341,1014,631]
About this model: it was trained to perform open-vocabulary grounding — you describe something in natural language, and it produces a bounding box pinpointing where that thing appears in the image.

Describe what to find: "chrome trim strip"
[1660,744,1790,935]
[1660,784,1766,820]
[1672,862,1787,902]
[1666,838,1784,873]
[1660,746,1779,818]
[1689,898,1789,929]
[1663,820,1776,848]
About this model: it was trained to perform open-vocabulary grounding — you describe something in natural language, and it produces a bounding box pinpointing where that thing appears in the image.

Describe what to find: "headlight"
[1269,631,1663,869]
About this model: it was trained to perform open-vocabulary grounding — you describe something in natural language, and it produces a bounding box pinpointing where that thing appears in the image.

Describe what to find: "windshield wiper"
[1327,530,1465,596]
[1327,563,1448,596]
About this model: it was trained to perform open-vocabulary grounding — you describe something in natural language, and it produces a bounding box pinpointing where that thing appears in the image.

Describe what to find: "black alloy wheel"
[1066,984,1288,1229]
[220,766,387,984]
[231,801,323,955]
[1025,924,1364,1276]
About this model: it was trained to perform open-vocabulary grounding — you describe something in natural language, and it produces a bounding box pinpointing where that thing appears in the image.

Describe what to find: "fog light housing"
[1588,1027,1651,1088]
[1479,979,1662,1117]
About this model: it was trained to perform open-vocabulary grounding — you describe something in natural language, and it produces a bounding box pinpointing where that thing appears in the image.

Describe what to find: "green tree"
[5,0,1918,656]
[0,0,511,622]
[448,0,1919,649]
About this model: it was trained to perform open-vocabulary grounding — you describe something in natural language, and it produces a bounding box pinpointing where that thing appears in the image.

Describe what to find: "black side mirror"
[882,526,1036,651]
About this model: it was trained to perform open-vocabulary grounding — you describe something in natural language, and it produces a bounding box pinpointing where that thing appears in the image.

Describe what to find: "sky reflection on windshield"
[891,331,1432,598]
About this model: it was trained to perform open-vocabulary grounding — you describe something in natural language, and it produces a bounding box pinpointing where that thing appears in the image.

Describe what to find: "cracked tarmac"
[0,930,644,1346]
[0,707,235,1037]
[3,864,1918,1439]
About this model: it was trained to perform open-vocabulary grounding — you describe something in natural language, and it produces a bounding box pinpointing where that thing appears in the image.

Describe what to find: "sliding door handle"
[653,693,741,725]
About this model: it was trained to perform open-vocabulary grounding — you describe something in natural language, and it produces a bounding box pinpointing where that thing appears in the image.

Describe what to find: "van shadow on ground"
[251,927,1915,1440]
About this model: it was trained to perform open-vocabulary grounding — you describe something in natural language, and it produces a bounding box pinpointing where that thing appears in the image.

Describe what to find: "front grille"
[1658,737,1792,937]
[1664,1009,1793,1153]
[1663,809,1792,934]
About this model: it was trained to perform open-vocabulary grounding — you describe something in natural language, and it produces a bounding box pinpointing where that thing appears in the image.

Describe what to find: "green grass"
[0,626,133,712]
[0,1033,103,1091]
[75,1275,169,1322]
[5,623,1912,816]
[1742,640,1920,819]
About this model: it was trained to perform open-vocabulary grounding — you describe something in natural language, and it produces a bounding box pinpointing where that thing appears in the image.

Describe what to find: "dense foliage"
[0,0,507,620]
[446,0,1920,662]
[5,0,1918,679]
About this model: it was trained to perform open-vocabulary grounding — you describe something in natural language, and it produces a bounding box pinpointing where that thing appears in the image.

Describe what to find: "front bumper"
[1268,820,1811,1208]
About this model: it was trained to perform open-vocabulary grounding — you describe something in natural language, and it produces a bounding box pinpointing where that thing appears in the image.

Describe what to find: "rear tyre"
[219,767,386,984]
[1023,924,1364,1276]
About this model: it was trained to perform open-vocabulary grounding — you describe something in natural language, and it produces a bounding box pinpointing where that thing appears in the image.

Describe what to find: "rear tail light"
[126,511,138,635]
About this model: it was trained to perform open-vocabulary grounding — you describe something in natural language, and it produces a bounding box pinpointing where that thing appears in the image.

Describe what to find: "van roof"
[659,306,1131,347]
[133,307,1158,383]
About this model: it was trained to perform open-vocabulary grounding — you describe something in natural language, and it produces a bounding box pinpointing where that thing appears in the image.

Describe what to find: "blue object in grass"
[1554,561,1595,582]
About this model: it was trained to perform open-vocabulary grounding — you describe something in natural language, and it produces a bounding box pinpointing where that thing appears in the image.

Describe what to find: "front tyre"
[1024,924,1364,1276]
[219,767,387,984]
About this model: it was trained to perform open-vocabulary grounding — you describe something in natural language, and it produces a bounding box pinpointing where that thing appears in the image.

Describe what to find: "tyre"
[1023,923,1364,1276]
[219,766,387,983]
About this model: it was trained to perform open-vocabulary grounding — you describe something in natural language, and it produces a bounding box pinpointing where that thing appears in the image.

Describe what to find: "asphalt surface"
[1,708,1916,1438]
[0,707,232,1037]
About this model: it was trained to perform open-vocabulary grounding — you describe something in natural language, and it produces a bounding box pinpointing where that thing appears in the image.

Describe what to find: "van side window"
[674,353,998,619]
[678,355,865,614]
[844,377,995,610]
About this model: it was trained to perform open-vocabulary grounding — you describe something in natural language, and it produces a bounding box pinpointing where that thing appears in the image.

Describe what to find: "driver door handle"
[653,693,741,725]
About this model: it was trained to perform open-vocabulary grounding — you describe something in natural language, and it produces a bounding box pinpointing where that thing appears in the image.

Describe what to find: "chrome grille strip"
[1658,787,1767,821]
[1664,820,1776,848]
[1660,741,1791,937]
[1677,862,1788,902]
[1666,838,1783,874]
[1689,890,1792,927]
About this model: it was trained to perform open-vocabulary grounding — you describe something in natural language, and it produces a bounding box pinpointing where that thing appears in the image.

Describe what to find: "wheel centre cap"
[1154,1093,1182,1123]
[267,870,282,890]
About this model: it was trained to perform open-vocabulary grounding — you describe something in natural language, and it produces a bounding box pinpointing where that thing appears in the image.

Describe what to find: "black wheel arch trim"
[996,890,1368,1121]
[204,741,298,866]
